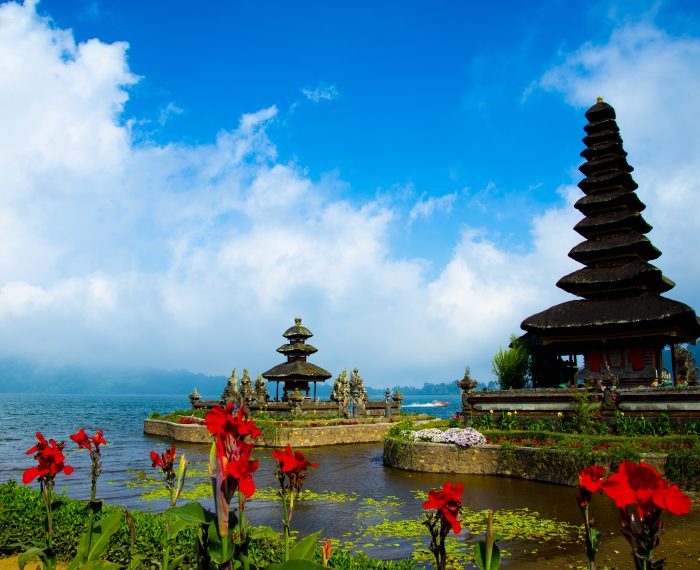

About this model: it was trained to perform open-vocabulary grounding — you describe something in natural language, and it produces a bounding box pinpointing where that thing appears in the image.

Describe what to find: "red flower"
[70,428,106,453]
[602,461,691,518]
[273,445,317,474]
[150,446,177,471]
[422,481,463,534]
[579,465,606,494]
[225,452,259,498]
[23,432,73,484]
[206,404,261,441]
[652,481,691,516]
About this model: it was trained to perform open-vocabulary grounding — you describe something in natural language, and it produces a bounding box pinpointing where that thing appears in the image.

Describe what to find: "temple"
[262,318,332,400]
[520,99,700,387]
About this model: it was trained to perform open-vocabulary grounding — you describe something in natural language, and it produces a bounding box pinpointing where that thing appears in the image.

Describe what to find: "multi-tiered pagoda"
[521,99,700,386]
[262,318,332,400]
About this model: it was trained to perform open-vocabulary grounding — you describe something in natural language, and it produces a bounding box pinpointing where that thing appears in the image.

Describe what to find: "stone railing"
[458,385,700,428]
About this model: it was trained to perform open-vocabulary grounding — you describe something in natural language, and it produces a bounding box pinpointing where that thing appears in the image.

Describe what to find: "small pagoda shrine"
[520,99,700,386]
[262,318,333,401]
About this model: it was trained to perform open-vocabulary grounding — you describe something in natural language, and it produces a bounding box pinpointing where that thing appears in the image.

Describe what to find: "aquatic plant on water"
[577,461,691,570]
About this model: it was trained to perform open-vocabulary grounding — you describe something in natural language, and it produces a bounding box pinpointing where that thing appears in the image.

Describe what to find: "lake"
[1,394,697,567]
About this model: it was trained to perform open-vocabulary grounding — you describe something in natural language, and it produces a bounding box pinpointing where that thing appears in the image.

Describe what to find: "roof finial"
[596,96,604,103]
[294,317,302,325]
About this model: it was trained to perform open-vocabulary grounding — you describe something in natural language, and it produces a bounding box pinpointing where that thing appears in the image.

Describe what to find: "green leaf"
[18,547,44,570]
[474,542,486,570]
[490,542,501,569]
[88,512,123,561]
[266,561,326,570]
[207,522,234,564]
[247,525,280,540]
[166,553,187,570]
[81,561,122,570]
[288,531,322,561]
[474,541,501,570]
[166,517,198,541]
[165,501,210,524]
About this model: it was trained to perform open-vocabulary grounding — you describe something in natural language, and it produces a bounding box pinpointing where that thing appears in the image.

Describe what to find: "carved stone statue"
[384,388,392,418]
[221,368,239,405]
[330,368,351,418]
[457,368,478,426]
[189,387,201,408]
[288,387,304,416]
[349,368,368,418]
[254,373,269,403]
[675,347,698,386]
[239,368,255,405]
[391,388,403,415]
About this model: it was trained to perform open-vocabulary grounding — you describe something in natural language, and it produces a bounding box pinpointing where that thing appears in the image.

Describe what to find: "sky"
[1,0,699,388]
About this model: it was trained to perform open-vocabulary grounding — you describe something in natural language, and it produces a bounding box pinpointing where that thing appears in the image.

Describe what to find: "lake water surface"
[1,394,698,567]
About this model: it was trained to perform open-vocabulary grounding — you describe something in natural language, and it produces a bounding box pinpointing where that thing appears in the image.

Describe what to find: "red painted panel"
[588,350,602,372]
[627,347,644,371]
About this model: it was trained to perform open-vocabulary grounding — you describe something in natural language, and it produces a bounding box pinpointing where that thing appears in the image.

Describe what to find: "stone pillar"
[458,367,478,427]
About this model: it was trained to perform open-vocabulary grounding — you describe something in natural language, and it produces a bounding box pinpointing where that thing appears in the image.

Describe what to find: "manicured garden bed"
[383,421,700,490]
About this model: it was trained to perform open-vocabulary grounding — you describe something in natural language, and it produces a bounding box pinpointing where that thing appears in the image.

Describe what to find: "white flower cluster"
[405,427,487,447]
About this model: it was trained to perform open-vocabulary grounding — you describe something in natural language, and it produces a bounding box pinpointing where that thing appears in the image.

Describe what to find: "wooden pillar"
[313,382,317,401]
[276,382,280,402]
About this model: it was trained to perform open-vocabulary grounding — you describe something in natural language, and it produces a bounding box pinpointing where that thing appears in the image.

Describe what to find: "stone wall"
[459,386,700,428]
[383,437,667,486]
[145,419,401,447]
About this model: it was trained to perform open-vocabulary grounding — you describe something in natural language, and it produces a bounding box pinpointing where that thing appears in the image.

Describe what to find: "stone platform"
[144,418,429,447]
[383,437,667,487]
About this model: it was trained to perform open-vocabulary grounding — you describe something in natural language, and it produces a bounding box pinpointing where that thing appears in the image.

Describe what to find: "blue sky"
[1,0,700,388]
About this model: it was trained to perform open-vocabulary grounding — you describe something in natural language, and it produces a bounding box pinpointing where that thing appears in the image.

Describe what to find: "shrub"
[491,335,530,390]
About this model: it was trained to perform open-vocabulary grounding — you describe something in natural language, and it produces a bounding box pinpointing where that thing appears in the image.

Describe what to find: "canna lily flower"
[422,481,463,534]
[225,452,259,498]
[150,446,177,471]
[273,445,317,475]
[602,461,690,518]
[23,432,73,485]
[70,428,107,453]
[577,464,606,508]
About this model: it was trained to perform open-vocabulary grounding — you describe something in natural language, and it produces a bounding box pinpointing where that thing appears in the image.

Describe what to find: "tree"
[491,335,530,390]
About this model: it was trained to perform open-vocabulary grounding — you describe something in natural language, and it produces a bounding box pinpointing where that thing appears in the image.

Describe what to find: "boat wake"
[404,400,449,408]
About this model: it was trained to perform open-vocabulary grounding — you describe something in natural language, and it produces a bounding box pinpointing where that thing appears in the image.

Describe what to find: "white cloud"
[0,2,698,389]
[301,84,339,103]
[409,192,458,223]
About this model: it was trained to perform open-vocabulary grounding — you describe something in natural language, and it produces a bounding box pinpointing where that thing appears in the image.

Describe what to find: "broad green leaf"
[288,531,321,561]
[88,512,123,561]
[490,543,501,569]
[166,517,198,540]
[165,501,210,524]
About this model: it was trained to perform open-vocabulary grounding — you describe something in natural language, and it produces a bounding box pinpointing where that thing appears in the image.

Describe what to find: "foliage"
[563,391,606,435]
[491,335,530,390]
[613,411,672,437]
[496,412,520,431]
[386,420,415,439]
[664,445,700,490]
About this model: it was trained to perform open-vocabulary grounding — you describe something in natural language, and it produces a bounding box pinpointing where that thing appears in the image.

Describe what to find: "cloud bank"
[0,2,698,388]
